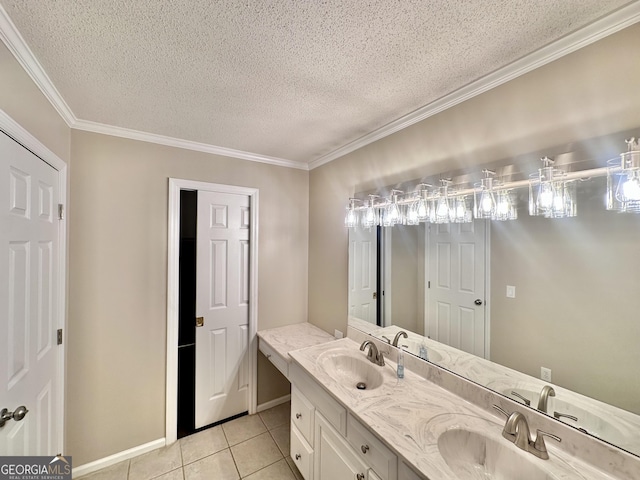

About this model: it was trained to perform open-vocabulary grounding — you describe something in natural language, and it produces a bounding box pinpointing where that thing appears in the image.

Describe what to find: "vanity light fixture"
[607,137,640,213]
[344,136,640,229]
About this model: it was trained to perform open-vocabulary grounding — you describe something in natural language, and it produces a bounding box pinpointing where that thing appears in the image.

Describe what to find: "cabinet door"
[315,413,367,480]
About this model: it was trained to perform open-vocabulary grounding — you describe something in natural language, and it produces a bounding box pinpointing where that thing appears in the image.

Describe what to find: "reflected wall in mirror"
[347,132,640,457]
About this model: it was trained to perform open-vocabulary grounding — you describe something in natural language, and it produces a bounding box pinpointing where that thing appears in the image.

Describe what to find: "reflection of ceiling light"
[607,137,640,213]
[434,180,452,224]
[494,190,517,221]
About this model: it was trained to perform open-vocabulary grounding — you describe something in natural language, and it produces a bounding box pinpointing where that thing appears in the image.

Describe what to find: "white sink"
[438,428,556,480]
[317,348,385,391]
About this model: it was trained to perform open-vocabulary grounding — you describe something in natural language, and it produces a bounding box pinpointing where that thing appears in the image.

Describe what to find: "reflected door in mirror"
[349,227,378,325]
[427,221,487,358]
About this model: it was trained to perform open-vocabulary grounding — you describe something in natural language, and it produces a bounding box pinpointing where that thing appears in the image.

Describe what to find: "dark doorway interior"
[177,189,197,439]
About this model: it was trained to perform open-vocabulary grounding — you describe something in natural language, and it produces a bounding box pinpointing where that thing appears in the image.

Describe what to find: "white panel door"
[0,132,60,454]
[195,191,249,428]
[426,220,486,358]
[348,227,377,325]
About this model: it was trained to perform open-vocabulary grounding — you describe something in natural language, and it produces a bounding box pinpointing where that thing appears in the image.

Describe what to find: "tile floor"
[78,402,303,480]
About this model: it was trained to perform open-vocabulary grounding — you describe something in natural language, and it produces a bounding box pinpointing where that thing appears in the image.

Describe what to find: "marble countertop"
[289,337,616,480]
[369,325,640,457]
[257,322,335,361]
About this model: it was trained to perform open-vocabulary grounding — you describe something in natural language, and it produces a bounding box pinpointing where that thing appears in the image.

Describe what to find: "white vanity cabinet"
[290,363,398,480]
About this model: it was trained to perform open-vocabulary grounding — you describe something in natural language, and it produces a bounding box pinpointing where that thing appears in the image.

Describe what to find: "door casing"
[166,178,258,445]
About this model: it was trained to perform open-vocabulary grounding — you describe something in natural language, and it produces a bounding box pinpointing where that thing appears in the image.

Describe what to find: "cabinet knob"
[361,444,369,454]
[296,413,302,419]
[357,474,365,480]
[295,454,301,460]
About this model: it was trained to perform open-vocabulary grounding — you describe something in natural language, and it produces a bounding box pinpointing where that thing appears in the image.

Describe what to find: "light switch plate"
[506,285,516,298]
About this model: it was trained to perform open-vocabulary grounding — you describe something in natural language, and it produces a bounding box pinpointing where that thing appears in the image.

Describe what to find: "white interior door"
[0,132,61,454]
[426,220,487,358]
[348,227,377,325]
[195,190,250,428]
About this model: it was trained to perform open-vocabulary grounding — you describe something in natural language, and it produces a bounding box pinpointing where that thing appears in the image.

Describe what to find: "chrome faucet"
[493,405,561,460]
[391,330,408,347]
[537,385,556,413]
[359,340,385,366]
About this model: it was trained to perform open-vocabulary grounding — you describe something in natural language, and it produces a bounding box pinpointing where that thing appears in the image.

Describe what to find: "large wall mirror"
[347,130,640,458]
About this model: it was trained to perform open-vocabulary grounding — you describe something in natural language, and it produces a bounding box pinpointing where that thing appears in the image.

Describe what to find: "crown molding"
[3,3,640,173]
[73,119,309,170]
[0,3,307,171]
[0,5,77,126]
[308,1,640,170]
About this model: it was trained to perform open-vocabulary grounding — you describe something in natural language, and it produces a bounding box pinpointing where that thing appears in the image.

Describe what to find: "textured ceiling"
[0,0,635,166]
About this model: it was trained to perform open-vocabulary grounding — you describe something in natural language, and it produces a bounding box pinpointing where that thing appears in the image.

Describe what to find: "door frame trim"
[166,178,259,444]
[0,108,68,453]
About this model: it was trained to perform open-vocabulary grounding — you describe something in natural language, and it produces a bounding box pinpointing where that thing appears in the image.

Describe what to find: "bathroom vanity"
[259,323,639,479]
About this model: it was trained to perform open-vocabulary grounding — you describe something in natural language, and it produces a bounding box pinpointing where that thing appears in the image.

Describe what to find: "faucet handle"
[532,430,562,460]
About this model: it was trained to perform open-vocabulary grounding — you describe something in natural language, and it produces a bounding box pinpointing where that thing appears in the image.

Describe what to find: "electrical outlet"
[334,329,344,339]
[541,367,552,382]
[506,285,516,298]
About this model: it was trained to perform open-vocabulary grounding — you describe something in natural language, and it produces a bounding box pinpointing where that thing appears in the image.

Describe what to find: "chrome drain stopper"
[356,382,367,390]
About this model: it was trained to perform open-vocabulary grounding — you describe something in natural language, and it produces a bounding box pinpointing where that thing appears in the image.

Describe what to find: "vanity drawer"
[347,414,397,480]
[259,338,289,379]
[291,425,314,480]
[291,386,315,446]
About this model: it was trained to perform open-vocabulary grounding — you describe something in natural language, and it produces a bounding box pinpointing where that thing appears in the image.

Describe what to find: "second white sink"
[438,428,557,480]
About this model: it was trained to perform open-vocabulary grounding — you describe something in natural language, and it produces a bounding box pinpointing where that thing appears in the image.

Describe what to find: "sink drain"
[356,382,367,390]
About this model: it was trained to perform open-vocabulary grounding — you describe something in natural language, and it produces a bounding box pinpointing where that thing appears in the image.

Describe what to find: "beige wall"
[389,225,424,335]
[67,131,308,464]
[490,193,640,414]
[308,23,640,337]
[0,42,70,162]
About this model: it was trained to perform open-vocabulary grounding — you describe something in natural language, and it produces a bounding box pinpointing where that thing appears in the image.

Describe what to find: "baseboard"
[257,394,291,413]
[72,438,166,478]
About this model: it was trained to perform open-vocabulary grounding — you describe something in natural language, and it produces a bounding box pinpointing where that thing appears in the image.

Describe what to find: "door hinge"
[428,281,431,289]
[57,329,63,345]
[58,204,64,220]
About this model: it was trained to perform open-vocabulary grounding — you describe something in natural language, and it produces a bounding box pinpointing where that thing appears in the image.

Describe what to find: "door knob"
[474,299,483,305]
[0,406,29,428]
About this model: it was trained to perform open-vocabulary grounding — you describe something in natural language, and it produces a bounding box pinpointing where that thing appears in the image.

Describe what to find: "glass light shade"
[362,203,379,228]
[416,194,429,221]
[494,190,517,221]
[434,195,451,224]
[406,199,420,225]
[451,196,472,223]
[607,148,640,213]
[344,207,358,228]
[474,174,496,219]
